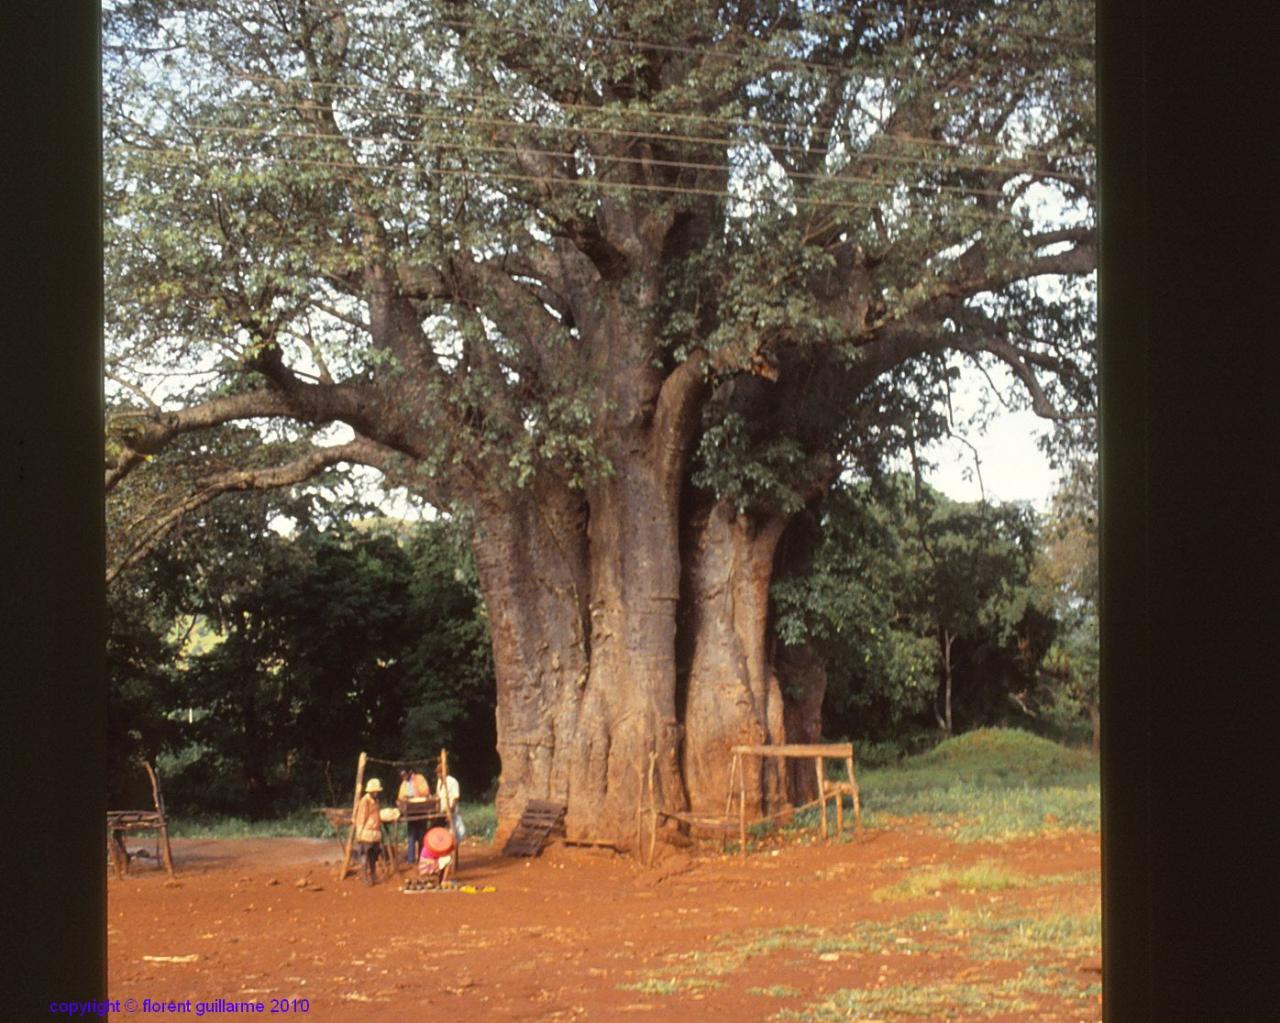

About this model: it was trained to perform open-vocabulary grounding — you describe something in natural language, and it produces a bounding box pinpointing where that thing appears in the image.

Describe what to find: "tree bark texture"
[680,499,790,817]
[472,271,708,843]
[470,477,590,841]
[564,460,688,842]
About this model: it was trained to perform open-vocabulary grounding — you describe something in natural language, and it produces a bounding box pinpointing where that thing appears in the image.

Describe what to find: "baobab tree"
[104,0,1095,843]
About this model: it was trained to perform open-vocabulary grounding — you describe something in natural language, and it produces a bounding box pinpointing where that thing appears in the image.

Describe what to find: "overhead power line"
[231,70,1089,163]
[198,96,1091,187]
[117,145,1053,224]
[369,12,1094,76]
[183,122,1025,200]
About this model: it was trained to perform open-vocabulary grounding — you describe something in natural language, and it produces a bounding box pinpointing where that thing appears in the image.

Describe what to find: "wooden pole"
[109,829,127,879]
[814,758,828,841]
[157,822,176,877]
[439,749,459,871]
[144,761,176,877]
[834,759,845,835]
[846,753,862,837]
[738,755,747,861]
[634,762,644,856]
[647,750,657,867]
[338,751,367,881]
[720,754,735,855]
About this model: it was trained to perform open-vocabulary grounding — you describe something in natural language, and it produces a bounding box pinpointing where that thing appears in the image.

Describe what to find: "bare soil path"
[107,823,1100,1021]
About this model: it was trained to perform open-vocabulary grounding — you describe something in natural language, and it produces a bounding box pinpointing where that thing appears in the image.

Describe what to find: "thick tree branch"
[949,332,1088,421]
[105,380,376,493]
[106,437,394,587]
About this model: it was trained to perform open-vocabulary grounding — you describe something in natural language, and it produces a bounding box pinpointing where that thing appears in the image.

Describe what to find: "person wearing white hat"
[353,777,384,886]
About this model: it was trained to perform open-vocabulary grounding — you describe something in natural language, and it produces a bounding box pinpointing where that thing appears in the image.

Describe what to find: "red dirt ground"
[107,822,1101,1022]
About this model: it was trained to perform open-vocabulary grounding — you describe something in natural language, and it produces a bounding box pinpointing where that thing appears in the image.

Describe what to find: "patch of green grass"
[663,948,751,976]
[617,977,726,995]
[854,730,1099,842]
[618,900,1101,1015]
[167,810,331,839]
[874,783,1101,841]
[778,962,1101,1021]
[776,979,1038,1020]
[717,921,940,958]
[616,922,926,999]
[872,860,1033,901]
[729,925,825,954]
[1005,963,1103,999]
[861,728,1097,792]
[170,801,498,842]
[942,902,1102,961]
[458,801,496,841]
[913,728,1093,775]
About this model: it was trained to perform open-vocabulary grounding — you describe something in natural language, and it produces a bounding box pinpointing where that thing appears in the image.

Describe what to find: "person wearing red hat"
[417,826,455,887]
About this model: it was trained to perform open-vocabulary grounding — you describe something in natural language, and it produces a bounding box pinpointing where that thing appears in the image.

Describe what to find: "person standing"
[398,767,430,867]
[436,761,466,845]
[353,777,384,886]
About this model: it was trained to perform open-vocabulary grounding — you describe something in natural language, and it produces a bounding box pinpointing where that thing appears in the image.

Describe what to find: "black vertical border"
[1097,0,1152,1015]
[0,2,106,1014]
[1099,0,1276,1019]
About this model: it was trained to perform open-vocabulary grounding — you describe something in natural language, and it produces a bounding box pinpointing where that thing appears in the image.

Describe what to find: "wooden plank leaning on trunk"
[500,799,567,857]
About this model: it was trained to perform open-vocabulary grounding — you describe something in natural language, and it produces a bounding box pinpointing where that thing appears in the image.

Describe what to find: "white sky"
[921,407,1056,511]
[907,363,1060,513]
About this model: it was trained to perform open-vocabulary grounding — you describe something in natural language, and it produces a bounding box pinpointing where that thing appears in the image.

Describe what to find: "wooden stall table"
[726,743,862,860]
[336,750,462,882]
[396,796,453,870]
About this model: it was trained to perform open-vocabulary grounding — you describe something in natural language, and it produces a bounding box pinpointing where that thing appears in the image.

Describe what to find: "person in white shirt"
[435,765,465,842]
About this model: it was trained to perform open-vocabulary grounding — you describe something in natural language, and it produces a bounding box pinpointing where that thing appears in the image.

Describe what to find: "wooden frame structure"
[640,743,861,864]
[335,750,458,882]
[726,744,861,859]
[106,761,175,879]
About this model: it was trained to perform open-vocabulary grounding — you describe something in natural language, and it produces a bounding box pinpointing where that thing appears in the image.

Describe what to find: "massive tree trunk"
[475,448,695,844]
[470,476,590,841]
[679,485,839,820]
[473,260,708,843]
[564,460,688,843]
[680,499,789,817]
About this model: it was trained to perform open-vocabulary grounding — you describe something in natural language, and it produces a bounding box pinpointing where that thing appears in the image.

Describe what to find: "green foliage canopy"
[773,475,1058,752]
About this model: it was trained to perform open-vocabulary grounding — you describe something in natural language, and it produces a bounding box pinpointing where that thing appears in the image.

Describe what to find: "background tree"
[104,0,1096,841]
[108,435,497,814]
[1022,459,1100,749]
[775,474,1058,763]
